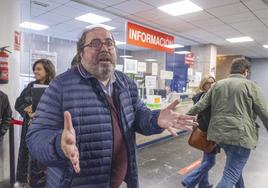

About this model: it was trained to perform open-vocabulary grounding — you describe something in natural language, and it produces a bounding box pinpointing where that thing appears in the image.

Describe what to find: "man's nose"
[100,42,109,51]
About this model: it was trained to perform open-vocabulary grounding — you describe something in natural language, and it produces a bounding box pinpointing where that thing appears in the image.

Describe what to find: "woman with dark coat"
[15,59,55,187]
[182,75,218,188]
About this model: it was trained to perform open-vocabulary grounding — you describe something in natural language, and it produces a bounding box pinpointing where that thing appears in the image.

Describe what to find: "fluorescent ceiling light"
[263,45,268,48]
[226,36,253,43]
[158,0,203,16]
[120,55,133,58]
[115,41,126,45]
[86,24,115,30]
[20,21,48,30]
[175,51,191,54]
[75,13,111,24]
[145,59,157,62]
[164,44,184,48]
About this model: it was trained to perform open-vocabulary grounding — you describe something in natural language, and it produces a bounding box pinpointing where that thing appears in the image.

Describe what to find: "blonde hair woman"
[182,75,218,188]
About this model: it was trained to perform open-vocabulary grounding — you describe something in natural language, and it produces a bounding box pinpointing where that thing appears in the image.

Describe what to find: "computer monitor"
[153,89,167,99]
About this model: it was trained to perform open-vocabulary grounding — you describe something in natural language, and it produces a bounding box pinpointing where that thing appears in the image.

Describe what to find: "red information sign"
[127,22,174,53]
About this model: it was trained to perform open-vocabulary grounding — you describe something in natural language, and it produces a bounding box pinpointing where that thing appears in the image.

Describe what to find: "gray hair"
[230,58,250,74]
[76,27,115,62]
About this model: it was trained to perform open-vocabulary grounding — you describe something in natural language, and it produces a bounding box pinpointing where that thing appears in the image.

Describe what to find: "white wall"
[250,58,268,99]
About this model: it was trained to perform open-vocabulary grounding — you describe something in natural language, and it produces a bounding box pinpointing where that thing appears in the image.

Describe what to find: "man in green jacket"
[187,58,268,188]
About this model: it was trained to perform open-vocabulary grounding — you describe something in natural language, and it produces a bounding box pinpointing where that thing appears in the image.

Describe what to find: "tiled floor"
[138,124,268,188]
[1,124,268,188]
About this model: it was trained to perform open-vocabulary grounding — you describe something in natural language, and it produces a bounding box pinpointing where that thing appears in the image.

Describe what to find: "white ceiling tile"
[105,7,130,16]
[230,20,268,33]
[179,11,214,22]
[132,9,170,21]
[212,28,241,38]
[254,8,268,19]
[71,0,109,8]
[96,0,129,6]
[50,5,88,18]
[191,0,240,9]
[33,12,70,26]
[242,0,268,10]
[31,0,62,12]
[220,12,257,24]
[139,0,183,7]
[111,0,154,14]
[191,18,223,28]
[65,1,99,12]
[126,15,151,24]
[172,22,198,33]
[48,0,70,4]
[261,17,268,25]
[207,3,249,17]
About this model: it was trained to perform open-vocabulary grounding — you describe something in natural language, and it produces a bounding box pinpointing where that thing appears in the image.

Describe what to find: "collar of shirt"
[99,73,116,96]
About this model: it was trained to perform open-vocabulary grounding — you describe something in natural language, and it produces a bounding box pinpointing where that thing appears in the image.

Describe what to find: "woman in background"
[182,75,218,188]
[15,59,55,188]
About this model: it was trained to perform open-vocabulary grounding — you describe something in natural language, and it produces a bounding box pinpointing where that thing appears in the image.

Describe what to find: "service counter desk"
[136,100,193,148]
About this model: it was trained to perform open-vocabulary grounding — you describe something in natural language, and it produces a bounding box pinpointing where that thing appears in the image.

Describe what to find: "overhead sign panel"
[127,22,174,53]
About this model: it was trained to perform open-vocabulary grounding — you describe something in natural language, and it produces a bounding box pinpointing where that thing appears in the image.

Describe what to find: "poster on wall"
[124,58,138,74]
[185,52,195,65]
[152,63,158,76]
[115,64,123,72]
[14,31,21,51]
[31,50,57,71]
[137,62,147,72]
[160,70,173,80]
[145,76,157,89]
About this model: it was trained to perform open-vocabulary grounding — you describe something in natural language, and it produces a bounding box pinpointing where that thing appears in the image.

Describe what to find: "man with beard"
[26,27,197,188]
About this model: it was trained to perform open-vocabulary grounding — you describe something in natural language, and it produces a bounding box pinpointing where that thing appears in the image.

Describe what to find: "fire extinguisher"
[0,46,11,84]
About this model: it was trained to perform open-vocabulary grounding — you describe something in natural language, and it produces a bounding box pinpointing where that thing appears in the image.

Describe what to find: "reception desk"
[136,100,193,147]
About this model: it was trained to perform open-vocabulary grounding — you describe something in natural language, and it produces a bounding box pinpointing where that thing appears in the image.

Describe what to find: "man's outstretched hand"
[158,100,197,136]
[61,111,80,173]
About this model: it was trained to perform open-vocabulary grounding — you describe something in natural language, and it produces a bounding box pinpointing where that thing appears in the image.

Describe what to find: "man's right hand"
[61,111,80,173]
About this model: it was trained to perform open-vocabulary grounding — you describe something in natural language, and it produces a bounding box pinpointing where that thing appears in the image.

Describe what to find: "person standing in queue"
[15,59,55,187]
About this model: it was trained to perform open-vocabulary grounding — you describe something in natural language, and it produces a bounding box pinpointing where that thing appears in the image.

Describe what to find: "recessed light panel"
[20,22,48,30]
[158,0,203,16]
[226,37,253,43]
[76,13,111,24]
[164,44,184,48]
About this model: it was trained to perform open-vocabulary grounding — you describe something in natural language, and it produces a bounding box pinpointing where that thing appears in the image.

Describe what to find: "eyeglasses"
[83,38,115,50]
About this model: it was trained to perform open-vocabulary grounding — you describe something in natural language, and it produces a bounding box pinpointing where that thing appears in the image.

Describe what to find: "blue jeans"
[183,152,216,188]
[216,144,251,188]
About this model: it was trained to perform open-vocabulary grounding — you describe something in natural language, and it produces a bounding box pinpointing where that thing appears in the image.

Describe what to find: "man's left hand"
[157,100,197,136]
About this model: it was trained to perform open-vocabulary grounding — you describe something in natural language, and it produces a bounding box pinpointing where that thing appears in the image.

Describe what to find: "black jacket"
[192,92,211,132]
[0,90,12,138]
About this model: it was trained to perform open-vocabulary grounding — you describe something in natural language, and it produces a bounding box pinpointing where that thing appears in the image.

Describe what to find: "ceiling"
[20,0,268,58]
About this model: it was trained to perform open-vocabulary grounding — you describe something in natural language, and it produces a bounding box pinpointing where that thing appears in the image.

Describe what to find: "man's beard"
[90,63,115,81]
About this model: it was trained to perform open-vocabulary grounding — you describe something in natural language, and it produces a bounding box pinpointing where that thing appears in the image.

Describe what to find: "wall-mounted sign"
[160,70,173,80]
[152,63,158,76]
[115,64,123,72]
[14,31,21,51]
[124,58,137,74]
[127,22,174,53]
[145,76,157,88]
[137,62,147,72]
[185,52,195,65]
